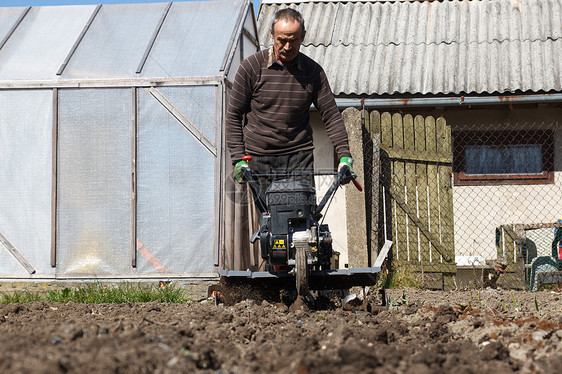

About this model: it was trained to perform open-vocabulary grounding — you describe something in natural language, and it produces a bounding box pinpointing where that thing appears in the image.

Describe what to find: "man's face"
[271,19,305,64]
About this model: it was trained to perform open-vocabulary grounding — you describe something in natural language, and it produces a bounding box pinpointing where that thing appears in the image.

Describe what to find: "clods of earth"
[0,288,561,373]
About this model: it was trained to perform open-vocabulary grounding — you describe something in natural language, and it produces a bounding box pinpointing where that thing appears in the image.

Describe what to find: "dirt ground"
[1,287,561,373]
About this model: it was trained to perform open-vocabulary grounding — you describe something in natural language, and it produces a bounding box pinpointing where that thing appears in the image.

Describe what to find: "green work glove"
[233,160,249,184]
[338,157,354,184]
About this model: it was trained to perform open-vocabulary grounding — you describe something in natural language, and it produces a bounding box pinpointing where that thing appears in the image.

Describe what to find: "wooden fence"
[367,111,456,289]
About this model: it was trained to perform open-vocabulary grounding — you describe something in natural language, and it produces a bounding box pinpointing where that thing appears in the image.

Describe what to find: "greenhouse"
[0,0,258,279]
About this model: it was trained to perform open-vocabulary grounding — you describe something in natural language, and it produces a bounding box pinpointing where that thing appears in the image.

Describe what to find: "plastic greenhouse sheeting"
[0,5,96,80]
[0,7,27,45]
[0,90,53,275]
[136,86,217,274]
[139,0,243,78]
[61,3,168,79]
[0,0,248,81]
[56,88,132,274]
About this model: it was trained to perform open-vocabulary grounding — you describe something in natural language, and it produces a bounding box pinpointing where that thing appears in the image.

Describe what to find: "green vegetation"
[401,289,408,305]
[1,290,43,303]
[180,348,192,358]
[534,293,540,312]
[1,282,189,304]
[510,291,520,311]
[380,262,422,289]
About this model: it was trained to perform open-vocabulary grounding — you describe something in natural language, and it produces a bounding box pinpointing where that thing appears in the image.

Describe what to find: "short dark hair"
[271,8,305,35]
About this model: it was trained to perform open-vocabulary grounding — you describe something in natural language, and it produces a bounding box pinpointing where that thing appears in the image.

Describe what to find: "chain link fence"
[360,107,562,290]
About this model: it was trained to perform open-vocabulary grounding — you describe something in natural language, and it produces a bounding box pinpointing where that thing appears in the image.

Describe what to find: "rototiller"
[220,155,390,299]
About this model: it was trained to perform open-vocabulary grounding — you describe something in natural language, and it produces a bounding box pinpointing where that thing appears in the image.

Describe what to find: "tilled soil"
[0,288,561,373]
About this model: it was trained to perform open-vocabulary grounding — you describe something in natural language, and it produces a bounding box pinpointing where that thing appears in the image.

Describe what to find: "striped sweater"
[226,48,351,164]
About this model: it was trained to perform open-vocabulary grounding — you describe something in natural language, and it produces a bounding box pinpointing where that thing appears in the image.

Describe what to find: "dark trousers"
[248,150,315,195]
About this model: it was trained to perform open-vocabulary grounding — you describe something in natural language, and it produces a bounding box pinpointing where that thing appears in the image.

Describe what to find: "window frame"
[453,130,554,186]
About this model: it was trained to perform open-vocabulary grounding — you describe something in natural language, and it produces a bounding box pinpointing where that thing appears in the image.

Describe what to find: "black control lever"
[315,165,361,214]
[240,156,267,213]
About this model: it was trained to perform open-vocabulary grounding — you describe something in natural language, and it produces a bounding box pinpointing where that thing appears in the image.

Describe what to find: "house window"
[453,130,554,185]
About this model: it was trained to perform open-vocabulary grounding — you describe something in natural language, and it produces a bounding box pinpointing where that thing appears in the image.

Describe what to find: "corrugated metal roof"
[258,0,562,95]
[0,0,248,82]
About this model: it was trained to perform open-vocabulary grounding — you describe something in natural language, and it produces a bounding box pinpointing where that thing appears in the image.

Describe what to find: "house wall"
[434,106,562,260]
[310,111,349,268]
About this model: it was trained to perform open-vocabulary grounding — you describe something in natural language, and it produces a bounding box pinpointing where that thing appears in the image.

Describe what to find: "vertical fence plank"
[380,112,392,148]
[403,114,417,262]
[368,110,381,135]
[425,116,439,265]
[414,115,430,266]
[436,117,455,267]
[498,224,518,267]
[392,113,407,262]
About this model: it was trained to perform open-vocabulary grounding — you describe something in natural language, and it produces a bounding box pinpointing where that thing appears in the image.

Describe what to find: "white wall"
[310,111,349,268]
[445,106,562,260]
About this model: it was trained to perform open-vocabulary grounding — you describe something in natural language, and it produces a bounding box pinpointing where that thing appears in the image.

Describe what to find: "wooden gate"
[370,111,456,289]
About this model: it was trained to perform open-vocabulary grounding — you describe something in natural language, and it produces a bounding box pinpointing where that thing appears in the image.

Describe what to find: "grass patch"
[1,282,189,304]
[379,262,422,289]
[1,290,43,304]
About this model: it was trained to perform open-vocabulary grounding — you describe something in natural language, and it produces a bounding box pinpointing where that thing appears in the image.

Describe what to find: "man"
[226,8,353,193]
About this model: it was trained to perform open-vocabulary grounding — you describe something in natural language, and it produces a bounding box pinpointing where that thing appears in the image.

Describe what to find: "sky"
[0,0,262,15]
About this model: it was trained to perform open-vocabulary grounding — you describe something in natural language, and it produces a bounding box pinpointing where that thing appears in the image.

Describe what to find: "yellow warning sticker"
[273,239,286,249]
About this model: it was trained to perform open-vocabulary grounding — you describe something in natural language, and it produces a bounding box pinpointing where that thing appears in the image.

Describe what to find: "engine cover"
[259,179,333,270]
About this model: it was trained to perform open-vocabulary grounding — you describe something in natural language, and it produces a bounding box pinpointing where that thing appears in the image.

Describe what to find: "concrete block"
[343,107,368,268]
